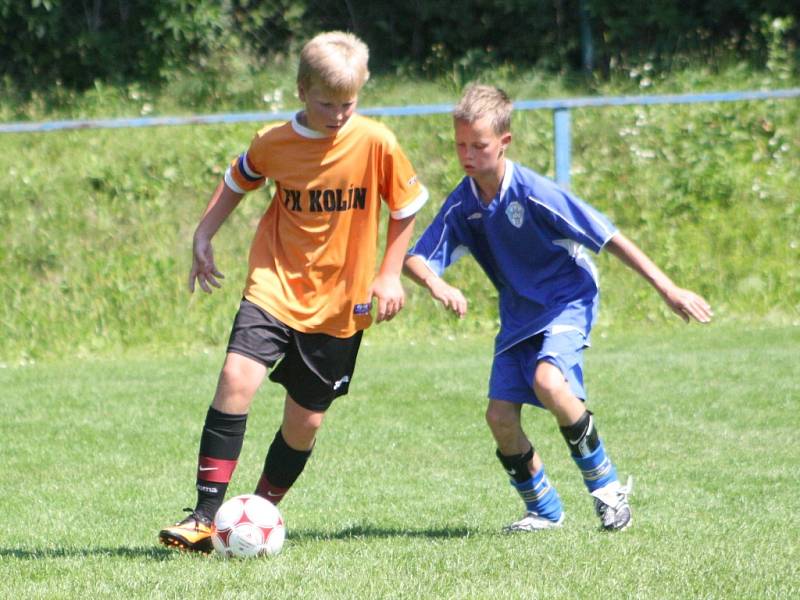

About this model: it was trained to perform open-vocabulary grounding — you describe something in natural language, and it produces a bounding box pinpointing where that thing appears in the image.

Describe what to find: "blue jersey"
[409,160,618,354]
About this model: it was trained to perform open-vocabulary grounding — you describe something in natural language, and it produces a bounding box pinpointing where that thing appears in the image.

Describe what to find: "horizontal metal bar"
[1,88,798,134]
[514,87,800,110]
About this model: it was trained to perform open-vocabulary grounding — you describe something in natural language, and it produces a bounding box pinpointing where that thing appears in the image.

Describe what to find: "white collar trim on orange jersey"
[291,112,356,139]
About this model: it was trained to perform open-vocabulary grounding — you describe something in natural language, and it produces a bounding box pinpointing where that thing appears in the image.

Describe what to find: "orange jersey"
[224,113,428,337]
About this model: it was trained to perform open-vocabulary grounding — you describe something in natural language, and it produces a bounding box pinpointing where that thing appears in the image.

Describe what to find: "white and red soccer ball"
[211,494,285,558]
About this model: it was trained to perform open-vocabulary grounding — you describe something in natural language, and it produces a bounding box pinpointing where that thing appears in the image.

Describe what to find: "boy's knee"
[533,361,567,400]
[219,361,251,391]
[485,402,517,431]
[281,397,325,450]
[222,353,264,383]
[215,355,266,410]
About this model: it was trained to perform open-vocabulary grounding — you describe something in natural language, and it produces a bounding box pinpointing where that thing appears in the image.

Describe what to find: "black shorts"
[226,298,362,412]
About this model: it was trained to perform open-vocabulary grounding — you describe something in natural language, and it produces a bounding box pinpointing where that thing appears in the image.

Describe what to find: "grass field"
[1,322,797,598]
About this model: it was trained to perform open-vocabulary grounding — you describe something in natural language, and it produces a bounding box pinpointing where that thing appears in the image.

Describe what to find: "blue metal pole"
[553,107,572,189]
[2,88,799,134]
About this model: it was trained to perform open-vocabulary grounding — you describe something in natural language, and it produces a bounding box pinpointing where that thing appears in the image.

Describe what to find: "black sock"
[194,406,247,519]
[254,428,313,504]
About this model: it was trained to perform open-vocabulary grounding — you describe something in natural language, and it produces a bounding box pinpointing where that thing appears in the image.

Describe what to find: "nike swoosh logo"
[265,491,282,497]
[569,416,594,445]
[198,466,218,472]
[506,468,516,475]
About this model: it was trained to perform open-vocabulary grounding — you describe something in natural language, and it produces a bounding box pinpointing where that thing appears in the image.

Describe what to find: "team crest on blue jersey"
[505,201,524,228]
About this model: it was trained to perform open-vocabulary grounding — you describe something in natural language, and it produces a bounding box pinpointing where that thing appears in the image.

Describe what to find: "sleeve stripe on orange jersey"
[224,166,246,194]
[391,186,429,220]
[238,152,263,182]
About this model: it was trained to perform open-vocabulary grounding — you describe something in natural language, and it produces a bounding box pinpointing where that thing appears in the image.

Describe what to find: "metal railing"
[3,88,799,188]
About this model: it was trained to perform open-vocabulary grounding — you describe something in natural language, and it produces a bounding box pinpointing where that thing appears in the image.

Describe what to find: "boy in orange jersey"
[159,31,428,552]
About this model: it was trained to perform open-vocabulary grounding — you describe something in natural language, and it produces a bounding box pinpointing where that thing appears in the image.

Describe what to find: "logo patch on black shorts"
[353,302,372,315]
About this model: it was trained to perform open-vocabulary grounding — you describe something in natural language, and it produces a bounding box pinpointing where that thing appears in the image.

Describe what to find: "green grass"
[1,323,798,598]
[1,65,800,362]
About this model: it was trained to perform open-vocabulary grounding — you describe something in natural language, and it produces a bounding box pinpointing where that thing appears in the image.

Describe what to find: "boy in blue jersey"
[404,84,712,531]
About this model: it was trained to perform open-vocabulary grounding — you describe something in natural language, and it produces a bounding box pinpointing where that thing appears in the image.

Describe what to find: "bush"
[1,1,798,92]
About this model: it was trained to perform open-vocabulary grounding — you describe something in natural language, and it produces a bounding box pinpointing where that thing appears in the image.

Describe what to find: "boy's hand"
[662,286,713,323]
[189,236,225,293]
[370,273,405,323]
[427,277,468,318]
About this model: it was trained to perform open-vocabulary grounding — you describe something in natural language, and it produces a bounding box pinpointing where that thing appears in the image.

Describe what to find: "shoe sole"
[601,515,632,532]
[158,531,213,554]
[504,524,563,533]
[503,514,565,533]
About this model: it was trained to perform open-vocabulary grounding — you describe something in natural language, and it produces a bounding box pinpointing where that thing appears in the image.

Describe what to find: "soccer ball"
[211,494,286,558]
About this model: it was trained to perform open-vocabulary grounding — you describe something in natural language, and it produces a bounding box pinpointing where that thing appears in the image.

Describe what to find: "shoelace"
[614,476,634,506]
[592,476,634,515]
[180,507,211,527]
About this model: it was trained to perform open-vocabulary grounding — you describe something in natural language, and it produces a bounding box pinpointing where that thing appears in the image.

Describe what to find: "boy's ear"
[297,83,306,102]
[501,132,512,147]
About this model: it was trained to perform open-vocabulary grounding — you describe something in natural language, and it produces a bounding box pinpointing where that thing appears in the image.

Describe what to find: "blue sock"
[571,440,618,492]
[511,466,563,521]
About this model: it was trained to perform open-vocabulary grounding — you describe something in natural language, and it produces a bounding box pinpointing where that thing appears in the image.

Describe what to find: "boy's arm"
[404,255,468,318]
[370,215,416,323]
[189,181,245,293]
[605,232,712,323]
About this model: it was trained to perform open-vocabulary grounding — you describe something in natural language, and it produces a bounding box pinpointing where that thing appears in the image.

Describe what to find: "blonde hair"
[453,83,512,134]
[297,31,370,96]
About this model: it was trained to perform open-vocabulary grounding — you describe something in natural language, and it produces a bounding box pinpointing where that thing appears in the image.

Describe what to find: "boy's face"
[298,82,358,136]
[454,116,511,179]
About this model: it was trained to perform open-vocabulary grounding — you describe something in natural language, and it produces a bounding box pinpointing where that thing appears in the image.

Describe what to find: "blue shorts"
[488,329,588,407]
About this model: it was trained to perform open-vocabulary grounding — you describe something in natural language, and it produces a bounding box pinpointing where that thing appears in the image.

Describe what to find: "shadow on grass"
[0,546,179,561]
[288,523,476,543]
[0,525,478,560]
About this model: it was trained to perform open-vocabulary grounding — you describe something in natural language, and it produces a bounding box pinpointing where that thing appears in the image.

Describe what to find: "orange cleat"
[158,509,214,553]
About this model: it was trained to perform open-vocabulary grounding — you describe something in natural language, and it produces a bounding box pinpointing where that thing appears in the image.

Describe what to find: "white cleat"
[591,475,633,531]
[503,511,565,533]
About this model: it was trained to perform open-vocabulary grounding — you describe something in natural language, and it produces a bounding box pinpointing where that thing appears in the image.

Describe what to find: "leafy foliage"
[1,0,798,92]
